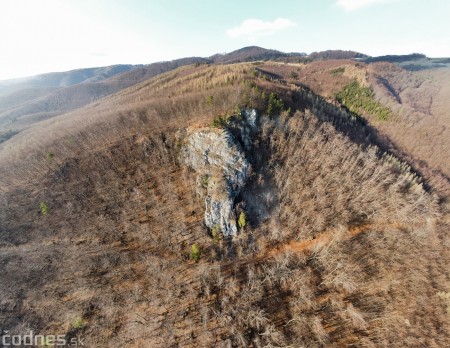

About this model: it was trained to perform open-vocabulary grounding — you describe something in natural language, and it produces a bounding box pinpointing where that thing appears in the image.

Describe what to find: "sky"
[0,0,449,80]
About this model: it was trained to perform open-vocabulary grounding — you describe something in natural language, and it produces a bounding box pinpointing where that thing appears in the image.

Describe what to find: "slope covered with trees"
[0,58,210,134]
[0,62,449,347]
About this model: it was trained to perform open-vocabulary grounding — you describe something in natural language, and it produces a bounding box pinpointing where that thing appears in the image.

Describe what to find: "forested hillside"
[0,62,448,347]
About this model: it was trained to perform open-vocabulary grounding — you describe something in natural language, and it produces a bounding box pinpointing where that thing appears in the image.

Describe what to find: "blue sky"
[1,0,449,80]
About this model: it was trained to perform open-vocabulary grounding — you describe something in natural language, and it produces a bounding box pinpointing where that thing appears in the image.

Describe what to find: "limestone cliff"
[180,124,251,236]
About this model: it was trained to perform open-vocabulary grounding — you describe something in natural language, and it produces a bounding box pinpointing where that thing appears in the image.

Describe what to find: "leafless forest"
[0,61,449,347]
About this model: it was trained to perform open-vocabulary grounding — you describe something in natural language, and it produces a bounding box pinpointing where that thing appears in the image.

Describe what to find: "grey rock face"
[243,108,258,130]
[181,127,250,236]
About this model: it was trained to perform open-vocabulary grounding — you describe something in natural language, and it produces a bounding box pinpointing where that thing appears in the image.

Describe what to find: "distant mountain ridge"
[363,53,426,63]
[0,65,137,92]
[2,46,446,142]
[308,50,368,60]
[211,46,306,63]
[0,57,210,132]
[0,47,367,131]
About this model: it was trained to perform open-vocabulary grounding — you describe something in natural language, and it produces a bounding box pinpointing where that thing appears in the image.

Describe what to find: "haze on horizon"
[1,0,449,80]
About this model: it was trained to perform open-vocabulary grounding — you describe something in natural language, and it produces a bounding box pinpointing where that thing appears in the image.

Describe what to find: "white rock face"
[243,108,258,130]
[181,128,250,236]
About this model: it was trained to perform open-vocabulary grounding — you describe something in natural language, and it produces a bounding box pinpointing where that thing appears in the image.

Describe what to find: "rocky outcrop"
[180,127,250,236]
[236,109,258,152]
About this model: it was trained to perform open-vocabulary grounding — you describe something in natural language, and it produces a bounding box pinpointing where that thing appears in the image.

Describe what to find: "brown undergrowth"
[0,63,448,347]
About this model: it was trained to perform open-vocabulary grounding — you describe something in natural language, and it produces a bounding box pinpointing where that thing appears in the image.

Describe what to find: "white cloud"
[336,0,400,11]
[226,18,296,41]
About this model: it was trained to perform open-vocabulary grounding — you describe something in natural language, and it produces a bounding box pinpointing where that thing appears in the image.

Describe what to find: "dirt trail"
[267,221,402,257]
